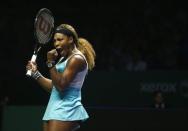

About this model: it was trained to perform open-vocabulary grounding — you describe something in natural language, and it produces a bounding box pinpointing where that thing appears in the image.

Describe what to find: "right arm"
[26,61,53,93]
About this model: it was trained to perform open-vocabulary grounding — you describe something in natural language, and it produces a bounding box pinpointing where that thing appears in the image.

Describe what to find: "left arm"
[49,55,85,92]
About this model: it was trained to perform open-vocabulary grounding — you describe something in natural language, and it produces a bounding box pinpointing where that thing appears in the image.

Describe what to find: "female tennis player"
[26,24,96,131]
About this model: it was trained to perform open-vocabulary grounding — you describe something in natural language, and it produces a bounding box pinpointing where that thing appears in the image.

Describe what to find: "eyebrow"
[54,37,63,41]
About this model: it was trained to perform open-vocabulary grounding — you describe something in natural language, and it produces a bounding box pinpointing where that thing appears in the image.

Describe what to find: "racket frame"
[26,8,54,77]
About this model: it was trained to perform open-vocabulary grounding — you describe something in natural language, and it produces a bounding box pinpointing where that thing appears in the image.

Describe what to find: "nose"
[54,41,59,48]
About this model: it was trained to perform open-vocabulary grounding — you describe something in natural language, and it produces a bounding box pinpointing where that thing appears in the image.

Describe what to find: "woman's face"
[53,33,72,56]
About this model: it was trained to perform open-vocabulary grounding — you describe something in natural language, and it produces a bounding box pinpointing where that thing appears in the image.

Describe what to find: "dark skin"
[26,33,85,131]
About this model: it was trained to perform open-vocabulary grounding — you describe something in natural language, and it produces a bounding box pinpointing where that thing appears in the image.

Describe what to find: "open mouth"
[56,47,63,54]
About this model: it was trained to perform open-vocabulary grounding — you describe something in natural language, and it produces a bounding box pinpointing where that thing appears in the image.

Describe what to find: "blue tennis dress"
[43,53,89,121]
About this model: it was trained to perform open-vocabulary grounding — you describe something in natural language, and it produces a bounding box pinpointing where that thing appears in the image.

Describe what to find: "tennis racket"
[26,8,54,76]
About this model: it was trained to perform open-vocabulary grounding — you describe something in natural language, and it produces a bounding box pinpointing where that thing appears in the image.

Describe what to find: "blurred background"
[0,0,188,131]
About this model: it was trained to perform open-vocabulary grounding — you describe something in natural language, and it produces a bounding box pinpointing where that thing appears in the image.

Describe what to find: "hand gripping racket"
[26,8,54,76]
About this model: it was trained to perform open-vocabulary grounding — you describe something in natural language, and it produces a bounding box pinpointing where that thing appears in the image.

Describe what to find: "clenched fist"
[47,49,58,62]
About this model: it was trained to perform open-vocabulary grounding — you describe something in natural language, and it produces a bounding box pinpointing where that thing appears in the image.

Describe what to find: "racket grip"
[26,54,37,77]
[26,70,32,76]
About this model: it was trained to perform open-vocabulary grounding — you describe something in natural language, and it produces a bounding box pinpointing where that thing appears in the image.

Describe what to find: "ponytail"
[77,38,96,71]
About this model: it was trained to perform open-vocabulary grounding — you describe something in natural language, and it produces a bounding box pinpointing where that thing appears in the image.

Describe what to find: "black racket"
[26,8,54,76]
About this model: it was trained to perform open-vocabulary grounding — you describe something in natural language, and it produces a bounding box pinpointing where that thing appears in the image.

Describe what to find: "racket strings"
[36,11,54,44]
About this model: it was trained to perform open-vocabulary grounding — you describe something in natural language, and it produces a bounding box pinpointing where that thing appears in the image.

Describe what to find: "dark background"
[0,0,188,130]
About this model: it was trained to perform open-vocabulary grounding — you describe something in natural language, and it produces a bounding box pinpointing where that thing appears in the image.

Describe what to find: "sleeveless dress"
[42,52,89,121]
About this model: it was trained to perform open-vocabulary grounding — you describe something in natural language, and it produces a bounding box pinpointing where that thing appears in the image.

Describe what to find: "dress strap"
[66,52,88,70]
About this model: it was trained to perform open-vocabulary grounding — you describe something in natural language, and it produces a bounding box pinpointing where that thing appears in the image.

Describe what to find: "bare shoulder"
[67,54,86,71]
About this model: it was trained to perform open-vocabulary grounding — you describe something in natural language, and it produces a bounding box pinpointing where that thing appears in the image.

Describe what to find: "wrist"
[31,70,43,80]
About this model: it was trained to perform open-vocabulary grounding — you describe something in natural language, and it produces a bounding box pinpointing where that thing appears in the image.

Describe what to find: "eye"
[57,38,63,41]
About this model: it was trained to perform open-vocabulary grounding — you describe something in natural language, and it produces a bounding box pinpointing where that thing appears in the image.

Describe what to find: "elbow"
[55,82,64,92]
[55,78,68,92]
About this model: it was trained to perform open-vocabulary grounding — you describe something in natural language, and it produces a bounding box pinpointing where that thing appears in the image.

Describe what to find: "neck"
[67,44,77,57]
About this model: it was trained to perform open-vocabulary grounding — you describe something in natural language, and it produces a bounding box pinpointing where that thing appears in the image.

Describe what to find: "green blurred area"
[82,71,188,108]
[2,106,188,131]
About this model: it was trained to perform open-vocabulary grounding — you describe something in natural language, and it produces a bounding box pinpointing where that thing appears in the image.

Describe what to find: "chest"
[55,60,67,73]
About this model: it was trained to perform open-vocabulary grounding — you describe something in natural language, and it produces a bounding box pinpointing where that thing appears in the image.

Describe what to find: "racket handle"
[26,54,37,77]
[26,70,32,76]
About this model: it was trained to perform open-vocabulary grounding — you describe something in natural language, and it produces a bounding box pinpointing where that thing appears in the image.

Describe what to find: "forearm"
[49,67,67,91]
[27,61,53,93]
[36,76,53,93]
